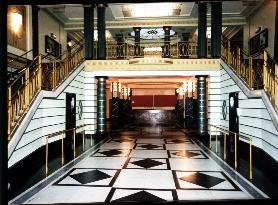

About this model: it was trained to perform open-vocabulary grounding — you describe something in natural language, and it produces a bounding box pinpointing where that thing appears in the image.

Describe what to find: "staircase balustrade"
[7,42,84,140]
[221,37,278,113]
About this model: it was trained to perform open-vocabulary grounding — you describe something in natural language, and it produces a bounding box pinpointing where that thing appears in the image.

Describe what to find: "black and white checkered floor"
[12,127,268,204]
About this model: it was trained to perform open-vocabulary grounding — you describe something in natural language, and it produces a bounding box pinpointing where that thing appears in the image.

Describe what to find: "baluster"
[275,64,278,111]
[249,57,253,88]
[24,67,30,109]
[38,54,42,90]
[8,87,12,138]
[263,51,268,91]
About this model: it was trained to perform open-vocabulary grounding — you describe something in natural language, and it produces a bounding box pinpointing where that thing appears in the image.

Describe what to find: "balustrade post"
[38,54,42,90]
[25,67,30,109]
[7,87,11,138]
[275,64,278,110]
[249,57,253,88]
[237,47,240,74]
[227,41,231,64]
[263,50,268,90]
[52,61,55,90]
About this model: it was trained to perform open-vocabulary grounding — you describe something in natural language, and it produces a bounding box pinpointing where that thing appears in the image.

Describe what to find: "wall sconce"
[67,41,72,47]
[50,33,57,39]
[10,9,23,34]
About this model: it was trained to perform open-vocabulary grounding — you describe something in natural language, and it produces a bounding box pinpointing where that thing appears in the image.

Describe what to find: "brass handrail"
[208,124,253,180]
[221,38,278,113]
[7,42,84,141]
[45,124,94,177]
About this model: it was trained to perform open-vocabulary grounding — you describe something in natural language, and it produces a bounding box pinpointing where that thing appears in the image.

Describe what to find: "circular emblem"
[77,100,83,120]
[147,30,158,35]
[222,100,227,120]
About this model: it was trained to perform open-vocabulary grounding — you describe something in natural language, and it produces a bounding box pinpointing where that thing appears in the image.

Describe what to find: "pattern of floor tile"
[20,126,261,204]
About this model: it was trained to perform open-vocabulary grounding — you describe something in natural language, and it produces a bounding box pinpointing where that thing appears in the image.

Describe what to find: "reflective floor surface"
[10,126,270,204]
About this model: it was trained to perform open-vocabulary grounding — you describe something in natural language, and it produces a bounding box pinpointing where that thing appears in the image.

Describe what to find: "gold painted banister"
[221,38,263,91]
[208,124,253,180]
[8,43,84,141]
[263,50,278,112]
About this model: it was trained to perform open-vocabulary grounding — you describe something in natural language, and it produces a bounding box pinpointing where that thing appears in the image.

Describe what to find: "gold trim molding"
[85,58,220,71]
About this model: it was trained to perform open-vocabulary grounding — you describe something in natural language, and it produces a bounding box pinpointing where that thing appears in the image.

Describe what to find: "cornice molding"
[84,58,220,72]
[64,17,246,31]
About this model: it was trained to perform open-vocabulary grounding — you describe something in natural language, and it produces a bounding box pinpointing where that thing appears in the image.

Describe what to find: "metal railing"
[263,50,278,112]
[45,124,95,177]
[94,37,210,59]
[7,42,84,141]
[208,124,253,180]
[221,37,278,113]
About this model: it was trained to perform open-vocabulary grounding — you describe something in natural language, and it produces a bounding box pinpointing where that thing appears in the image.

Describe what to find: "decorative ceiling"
[42,1,263,42]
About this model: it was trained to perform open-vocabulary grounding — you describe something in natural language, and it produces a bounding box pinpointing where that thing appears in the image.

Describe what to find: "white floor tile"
[176,190,251,200]
[100,142,135,149]
[113,169,176,189]
[136,138,165,144]
[130,150,168,158]
[74,157,127,169]
[169,158,221,171]
[165,143,200,150]
[25,186,111,204]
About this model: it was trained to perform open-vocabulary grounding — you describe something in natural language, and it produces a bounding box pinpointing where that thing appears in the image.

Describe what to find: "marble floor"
[10,126,268,204]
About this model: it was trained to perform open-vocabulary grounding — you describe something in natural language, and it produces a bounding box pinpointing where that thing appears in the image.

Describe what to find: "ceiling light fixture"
[122,3,182,18]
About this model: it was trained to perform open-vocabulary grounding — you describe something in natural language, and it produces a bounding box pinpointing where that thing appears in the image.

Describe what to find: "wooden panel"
[131,95,153,107]
[154,95,177,107]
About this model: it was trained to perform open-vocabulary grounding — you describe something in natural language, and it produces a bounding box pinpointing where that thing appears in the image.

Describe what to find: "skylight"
[122,3,182,18]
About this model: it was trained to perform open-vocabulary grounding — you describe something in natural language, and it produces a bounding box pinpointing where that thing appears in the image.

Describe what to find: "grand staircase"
[7,41,84,141]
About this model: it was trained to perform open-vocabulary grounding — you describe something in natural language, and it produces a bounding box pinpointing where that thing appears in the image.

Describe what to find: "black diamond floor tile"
[131,158,165,169]
[70,170,112,184]
[179,172,225,189]
[112,139,134,143]
[113,190,166,202]
[137,144,162,149]
[169,139,190,143]
[173,151,201,158]
[98,149,123,156]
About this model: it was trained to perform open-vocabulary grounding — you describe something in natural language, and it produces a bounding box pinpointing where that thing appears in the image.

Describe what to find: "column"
[0,2,8,205]
[116,34,124,59]
[197,2,207,58]
[133,27,141,57]
[32,6,39,59]
[96,77,107,136]
[84,5,94,60]
[211,2,222,58]
[163,26,171,58]
[97,4,106,60]
[196,76,207,136]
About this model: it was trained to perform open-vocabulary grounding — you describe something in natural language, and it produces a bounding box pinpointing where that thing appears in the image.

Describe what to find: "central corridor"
[11,126,267,204]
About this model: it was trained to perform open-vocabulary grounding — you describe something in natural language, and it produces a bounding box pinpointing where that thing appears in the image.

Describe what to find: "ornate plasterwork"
[84,58,220,72]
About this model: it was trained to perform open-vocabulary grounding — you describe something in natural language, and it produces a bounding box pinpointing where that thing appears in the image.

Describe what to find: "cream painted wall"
[38,10,67,56]
[243,0,276,56]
